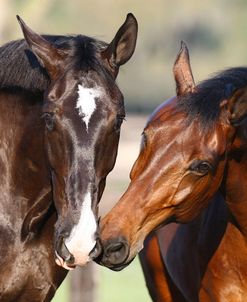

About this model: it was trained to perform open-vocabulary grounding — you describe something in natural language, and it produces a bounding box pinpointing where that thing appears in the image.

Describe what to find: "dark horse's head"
[98,43,247,270]
[17,14,137,269]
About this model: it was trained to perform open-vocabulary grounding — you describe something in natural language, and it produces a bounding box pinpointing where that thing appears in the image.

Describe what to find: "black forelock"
[65,36,115,89]
[66,35,107,71]
[0,34,110,94]
[177,67,247,127]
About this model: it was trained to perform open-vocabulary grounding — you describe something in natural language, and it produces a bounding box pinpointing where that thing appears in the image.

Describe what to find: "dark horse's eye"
[42,113,55,131]
[189,160,212,176]
[114,115,125,131]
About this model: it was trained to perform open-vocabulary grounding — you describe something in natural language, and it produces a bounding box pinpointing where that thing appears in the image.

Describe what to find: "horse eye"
[142,132,148,147]
[42,113,55,131]
[189,160,212,175]
[114,116,125,131]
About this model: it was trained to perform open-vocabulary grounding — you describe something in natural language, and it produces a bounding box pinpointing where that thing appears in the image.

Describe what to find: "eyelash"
[114,116,125,131]
[142,132,147,145]
[189,160,212,176]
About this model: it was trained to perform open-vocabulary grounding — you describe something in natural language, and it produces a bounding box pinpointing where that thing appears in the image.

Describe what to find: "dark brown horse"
[0,14,137,301]
[98,43,247,301]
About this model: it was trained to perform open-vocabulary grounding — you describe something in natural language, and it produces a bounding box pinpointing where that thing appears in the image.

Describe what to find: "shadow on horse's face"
[98,43,247,270]
[17,14,137,269]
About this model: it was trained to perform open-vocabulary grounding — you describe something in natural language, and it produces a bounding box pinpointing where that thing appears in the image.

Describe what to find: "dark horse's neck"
[0,88,52,240]
[224,118,247,237]
[0,38,62,240]
[0,88,66,300]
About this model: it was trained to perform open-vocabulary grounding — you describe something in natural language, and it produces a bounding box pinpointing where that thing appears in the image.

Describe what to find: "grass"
[52,258,151,302]
[99,258,151,302]
[52,276,70,302]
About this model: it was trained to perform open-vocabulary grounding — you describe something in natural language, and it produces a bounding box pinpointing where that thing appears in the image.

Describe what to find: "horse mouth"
[54,235,77,270]
[106,257,135,271]
[94,254,135,271]
[55,238,101,270]
[55,250,76,271]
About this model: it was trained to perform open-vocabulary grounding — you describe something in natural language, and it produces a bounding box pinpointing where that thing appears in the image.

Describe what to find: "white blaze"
[76,84,102,131]
[65,192,97,265]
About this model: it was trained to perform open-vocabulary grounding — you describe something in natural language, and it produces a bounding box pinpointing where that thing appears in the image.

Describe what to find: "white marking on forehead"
[65,191,97,265]
[76,84,102,131]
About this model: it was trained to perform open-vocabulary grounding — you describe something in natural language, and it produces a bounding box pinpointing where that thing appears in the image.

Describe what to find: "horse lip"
[55,251,76,270]
[108,264,128,271]
[106,257,135,271]
[95,255,135,271]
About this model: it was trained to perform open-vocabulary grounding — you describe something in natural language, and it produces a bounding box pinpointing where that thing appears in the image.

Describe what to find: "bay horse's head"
[98,42,247,270]
[17,14,137,269]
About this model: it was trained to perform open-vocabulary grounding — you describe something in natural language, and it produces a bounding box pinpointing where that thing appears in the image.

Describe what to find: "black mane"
[178,67,247,127]
[0,35,108,94]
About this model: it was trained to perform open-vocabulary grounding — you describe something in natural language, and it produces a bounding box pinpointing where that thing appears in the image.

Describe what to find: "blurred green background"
[2,0,247,113]
[53,259,149,302]
[2,1,247,301]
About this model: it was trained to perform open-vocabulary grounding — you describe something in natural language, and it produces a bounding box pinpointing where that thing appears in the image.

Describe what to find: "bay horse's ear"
[173,41,195,96]
[16,15,66,79]
[226,86,247,125]
[102,13,138,77]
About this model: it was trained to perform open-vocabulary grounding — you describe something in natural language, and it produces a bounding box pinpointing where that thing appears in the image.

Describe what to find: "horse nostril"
[104,239,129,265]
[56,236,75,265]
[89,238,102,259]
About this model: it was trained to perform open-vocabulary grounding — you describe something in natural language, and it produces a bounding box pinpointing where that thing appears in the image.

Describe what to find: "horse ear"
[173,41,195,96]
[226,86,247,125]
[102,13,138,76]
[17,15,66,79]
[21,190,54,241]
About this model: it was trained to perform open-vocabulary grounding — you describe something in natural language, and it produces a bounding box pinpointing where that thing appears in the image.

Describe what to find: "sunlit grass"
[52,258,151,302]
[99,258,151,302]
[52,276,70,302]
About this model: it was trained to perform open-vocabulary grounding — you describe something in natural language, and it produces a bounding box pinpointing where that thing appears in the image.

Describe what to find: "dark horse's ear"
[21,189,54,241]
[102,13,138,77]
[17,15,67,79]
[173,41,195,96]
[226,86,247,125]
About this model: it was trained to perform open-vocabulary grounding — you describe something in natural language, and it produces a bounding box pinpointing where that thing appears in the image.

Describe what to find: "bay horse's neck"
[0,89,50,229]
[225,122,247,237]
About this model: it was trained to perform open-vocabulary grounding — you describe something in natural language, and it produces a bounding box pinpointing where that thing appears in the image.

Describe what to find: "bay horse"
[0,14,137,301]
[98,42,247,301]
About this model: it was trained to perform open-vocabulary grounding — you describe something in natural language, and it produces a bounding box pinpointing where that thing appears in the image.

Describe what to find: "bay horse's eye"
[189,160,212,176]
[42,112,55,131]
[114,115,125,131]
[142,132,148,147]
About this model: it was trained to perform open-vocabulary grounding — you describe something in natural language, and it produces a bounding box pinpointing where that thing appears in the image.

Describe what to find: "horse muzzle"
[55,236,76,270]
[96,236,130,270]
[55,235,102,270]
